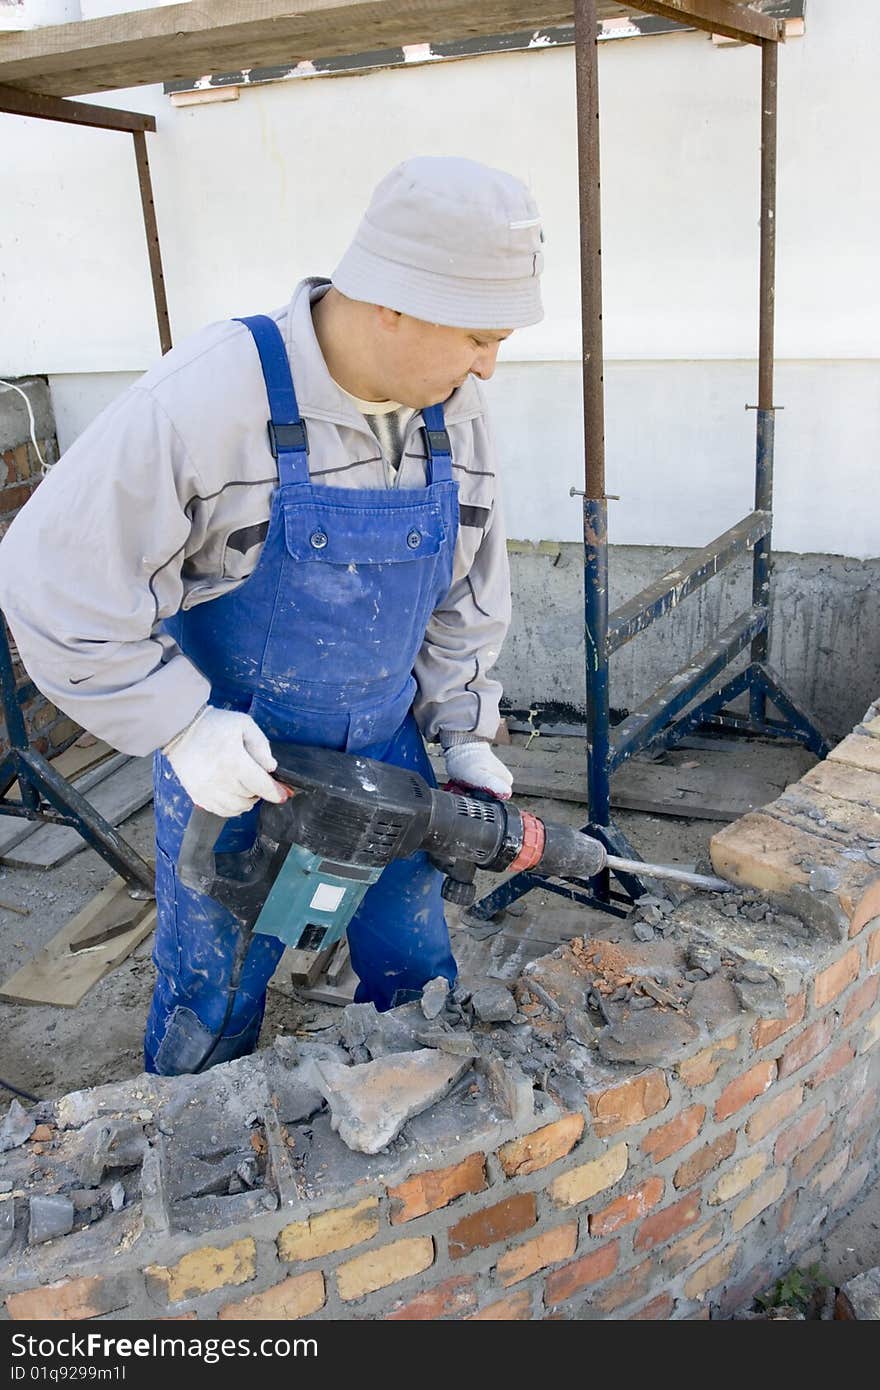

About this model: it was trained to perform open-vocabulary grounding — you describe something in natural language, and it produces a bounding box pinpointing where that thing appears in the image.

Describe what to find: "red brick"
[849,882,880,938]
[714,1060,776,1121]
[791,1126,834,1181]
[497,1114,584,1177]
[673,1130,736,1190]
[844,1085,878,1136]
[851,1126,875,1163]
[807,1041,855,1090]
[813,948,861,1008]
[868,927,880,969]
[661,1219,724,1276]
[777,1192,798,1233]
[843,975,880,1028]
[218,1272,324,1320]
[684,1245,739,1300]
[496,1223,578,1286]
[813,1146,850,1195]
[589,1176,664,1238]
[7,1275,136,1321]
[545,1241,619,1306]
[585,1069,669,1138]
[448,1194,536,1260]
[718,1262,774,1320]
[634,1191,702,1252]
[0,482,35,513]
[831,1160,871,1210]
[386,1275,476,1320]
[466,1290,531,1320]
[633,1293,675,1320]
[389,1153,487,1223]
[593,1256,654,1313]
[752,993,806,1049]
[12,443,30,480]
[677,1034,738,1087]
[778,1015,836,1079]
[641,1105,705,1163]
[2,449,15,484]
[746,1084,803,1143]
[774,1102,828,1165]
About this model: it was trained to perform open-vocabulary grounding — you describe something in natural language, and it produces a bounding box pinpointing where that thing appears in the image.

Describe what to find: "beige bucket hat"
[331,156,544,330]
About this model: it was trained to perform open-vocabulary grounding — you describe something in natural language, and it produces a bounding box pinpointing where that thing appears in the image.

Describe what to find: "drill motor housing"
[178,741,607,955]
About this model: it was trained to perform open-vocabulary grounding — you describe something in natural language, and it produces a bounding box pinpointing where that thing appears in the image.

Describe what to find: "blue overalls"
[144,315,460,1075]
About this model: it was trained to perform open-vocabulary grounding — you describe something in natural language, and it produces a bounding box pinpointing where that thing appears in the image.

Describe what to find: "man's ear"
[375,305,403,334]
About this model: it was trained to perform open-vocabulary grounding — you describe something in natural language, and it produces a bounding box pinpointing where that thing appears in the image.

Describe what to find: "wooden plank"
[2,756,152,869]
[0,877,156,1008]
[298,957,359,1006]
[0,750,130,858]
[4,737,117,802]
[325,938,352,985]
[429,747,788,821]
[0,83,155,130]
[627,1,780,45]
[68,876,154,953]
[279,941,338,988]
[0,1,781,99]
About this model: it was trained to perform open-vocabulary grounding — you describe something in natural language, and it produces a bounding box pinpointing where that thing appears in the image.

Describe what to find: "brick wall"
[1,706,879,1320]
[0,377,80,762]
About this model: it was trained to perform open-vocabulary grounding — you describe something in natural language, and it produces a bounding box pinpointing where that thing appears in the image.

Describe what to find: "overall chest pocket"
[260,499,449,685]
[282,500,445,564]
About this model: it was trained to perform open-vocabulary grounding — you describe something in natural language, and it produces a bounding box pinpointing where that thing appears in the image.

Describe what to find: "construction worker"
[0,156,544,1075]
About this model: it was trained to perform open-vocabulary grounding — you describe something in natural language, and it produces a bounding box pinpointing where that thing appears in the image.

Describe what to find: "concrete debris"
[414,1027,479,1058]
[420,976,450,1019]
[735,963,771,984]
[809,865,841,893]
[28,1194,75,1244]
[841,1268,880,1320]
[478,1056,535,1126]
[688,942,721,974]
[632,921,656,942]
[471,983,517,1023]
[0,1198,15,1258]
[0,1100,35,1153]
[599,1004,700,1065]
[109,1182,125,1211]
[313,1049,472,1154]
[77,1118,147,1188]
[564,1008,597,1048]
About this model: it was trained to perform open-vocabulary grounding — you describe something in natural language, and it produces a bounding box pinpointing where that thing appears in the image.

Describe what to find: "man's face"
[375,309,513,407]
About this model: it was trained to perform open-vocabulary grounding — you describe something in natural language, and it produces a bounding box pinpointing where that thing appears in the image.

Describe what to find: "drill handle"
[178,807,227,894]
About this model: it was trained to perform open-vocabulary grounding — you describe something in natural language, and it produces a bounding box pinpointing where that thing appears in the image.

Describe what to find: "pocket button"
[310,529,328,550]
[406,529,422,549]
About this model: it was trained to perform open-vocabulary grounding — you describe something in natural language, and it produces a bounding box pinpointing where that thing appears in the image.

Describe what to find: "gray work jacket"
[0,279,511,757]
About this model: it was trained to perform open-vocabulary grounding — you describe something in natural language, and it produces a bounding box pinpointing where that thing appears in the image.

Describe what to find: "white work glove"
[443,742,514,801]
[162,706,288,818]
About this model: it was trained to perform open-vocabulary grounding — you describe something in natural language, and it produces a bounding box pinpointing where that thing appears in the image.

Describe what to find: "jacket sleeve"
[412,483,512,745]
[0,386,211,757]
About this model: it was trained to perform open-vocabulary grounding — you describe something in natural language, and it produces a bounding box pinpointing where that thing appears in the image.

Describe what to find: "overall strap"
[234,315,309,487]
[421,403,452,485]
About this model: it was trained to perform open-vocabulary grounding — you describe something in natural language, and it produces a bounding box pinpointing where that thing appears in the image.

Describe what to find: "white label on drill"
[310,882,346,913]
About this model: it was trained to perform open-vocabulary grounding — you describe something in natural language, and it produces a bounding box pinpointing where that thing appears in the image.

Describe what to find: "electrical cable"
[0,380,49,475]
[0,1075,42,1103]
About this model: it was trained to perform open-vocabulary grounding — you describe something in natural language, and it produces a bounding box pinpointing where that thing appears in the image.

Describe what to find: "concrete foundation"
[500,542,880,746]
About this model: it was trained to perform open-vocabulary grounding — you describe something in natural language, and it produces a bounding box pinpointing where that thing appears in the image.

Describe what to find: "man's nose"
[471,344,500,381]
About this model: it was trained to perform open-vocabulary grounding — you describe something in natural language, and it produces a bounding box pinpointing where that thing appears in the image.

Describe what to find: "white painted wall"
[1,0,877,554]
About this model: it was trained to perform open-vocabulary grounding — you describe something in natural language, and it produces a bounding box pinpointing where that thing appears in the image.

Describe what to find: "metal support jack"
[0,620,154,890]
[0,85,171,894]
[470,2,827,926]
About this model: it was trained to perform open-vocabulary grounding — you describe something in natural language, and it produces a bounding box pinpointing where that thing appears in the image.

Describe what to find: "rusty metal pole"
[749,38,778,722]
[574,0,611,869]
[132,129,172,356]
